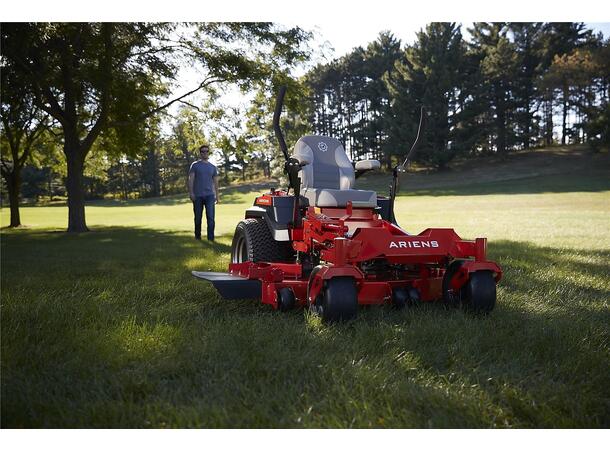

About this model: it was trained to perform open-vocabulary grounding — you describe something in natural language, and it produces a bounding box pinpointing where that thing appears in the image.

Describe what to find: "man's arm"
[188,172,196,201]
[214,175,220,204]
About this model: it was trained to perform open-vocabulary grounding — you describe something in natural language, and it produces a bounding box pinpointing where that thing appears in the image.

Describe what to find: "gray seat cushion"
[293,135,377,208]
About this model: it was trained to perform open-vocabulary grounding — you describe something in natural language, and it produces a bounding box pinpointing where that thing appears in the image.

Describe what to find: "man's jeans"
[193,195,215,241]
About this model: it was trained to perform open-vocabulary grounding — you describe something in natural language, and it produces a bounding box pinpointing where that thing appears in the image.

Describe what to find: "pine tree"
[363,32,402,165]
[386,23,466,169]
[539,23,595,144]
[509,23,545,149]
[469,23,519,154]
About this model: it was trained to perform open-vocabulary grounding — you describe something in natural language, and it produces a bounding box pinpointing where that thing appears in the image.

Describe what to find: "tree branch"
[81,23,113,154]
[147,77,223,115]
[108,77,223,128]
[12,49,68,125]
[176,100,204,112]
[18,116,49,168]
[1,115,19,154]
[0,157,13,177]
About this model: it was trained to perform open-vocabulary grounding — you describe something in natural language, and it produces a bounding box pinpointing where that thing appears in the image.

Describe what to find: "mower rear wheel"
[318,276,358,323]
[463,271,496,314]
[231,218,293,263]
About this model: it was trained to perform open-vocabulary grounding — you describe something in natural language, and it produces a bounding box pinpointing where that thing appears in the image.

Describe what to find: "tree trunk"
[386,153,393,171]
[561,84,569,145]
[5,172,22,228]
[544,98,554,146]
[48,172,54,202]
[120,162,127,200]
[496,92,506,153]
[65,143,89,232]
[524,88,531,149]
[151,150,160,197]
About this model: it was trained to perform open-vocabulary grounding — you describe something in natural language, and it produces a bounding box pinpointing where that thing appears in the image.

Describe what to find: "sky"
[312,22,610,59]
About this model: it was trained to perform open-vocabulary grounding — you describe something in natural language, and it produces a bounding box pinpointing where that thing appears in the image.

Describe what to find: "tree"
[584,39,610,149]
[306,32,401,167]
[542,43,609,147]
[25,127,66,202]
[139,119,163,197]
[386,23,466,169]
[538,23,596,145]
[202,104,253,183]
[241,77,313,181]
[509,23,545,149]
[0,62,50,227]
[468,23,519,154]
[362,32,403,166]
[1,22,311,232]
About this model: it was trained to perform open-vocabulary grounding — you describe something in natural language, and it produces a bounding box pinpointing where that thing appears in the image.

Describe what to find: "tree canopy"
[2,22,609,224]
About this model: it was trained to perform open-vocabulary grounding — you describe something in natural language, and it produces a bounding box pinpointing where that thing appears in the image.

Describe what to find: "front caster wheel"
[317,277,358,323]
[277,287,296,312]
[391,288,420,309]
[443,264,497,314]
[463,271,496,314]
[392,288,409,309]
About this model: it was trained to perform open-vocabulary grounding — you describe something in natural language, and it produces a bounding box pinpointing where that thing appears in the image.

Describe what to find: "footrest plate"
[191,271,261,299]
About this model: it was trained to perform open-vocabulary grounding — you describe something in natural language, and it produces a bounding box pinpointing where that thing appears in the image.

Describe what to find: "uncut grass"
[2,229,608,427]
[2,161,609,428]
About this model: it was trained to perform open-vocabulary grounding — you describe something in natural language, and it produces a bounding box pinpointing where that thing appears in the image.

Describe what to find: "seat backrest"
[293,135,354,190]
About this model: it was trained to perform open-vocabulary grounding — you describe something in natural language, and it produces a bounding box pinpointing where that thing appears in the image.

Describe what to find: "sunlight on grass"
[110,317,181,362]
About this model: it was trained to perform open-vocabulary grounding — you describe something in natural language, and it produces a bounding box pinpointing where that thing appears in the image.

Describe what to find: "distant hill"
[356,146,610,196]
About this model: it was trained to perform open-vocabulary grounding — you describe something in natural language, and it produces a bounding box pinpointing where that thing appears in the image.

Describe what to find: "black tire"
[407,288,421,306]
[231,218,293,263]
[442,259,465,307]
[463,271,496,314]
[392,288,409,309]
[278,287,296,312]
[318,277,358,323]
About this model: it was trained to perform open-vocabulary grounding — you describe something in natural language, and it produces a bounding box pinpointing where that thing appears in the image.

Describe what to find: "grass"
[1,146,609,428]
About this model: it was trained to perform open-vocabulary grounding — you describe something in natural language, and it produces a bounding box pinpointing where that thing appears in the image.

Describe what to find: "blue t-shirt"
[189,160,218,198]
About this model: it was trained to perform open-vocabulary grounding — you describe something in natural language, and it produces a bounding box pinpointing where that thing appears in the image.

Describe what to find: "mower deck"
[193,212,501,310]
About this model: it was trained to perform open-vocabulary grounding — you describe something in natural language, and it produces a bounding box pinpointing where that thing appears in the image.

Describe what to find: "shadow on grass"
[2,228,609,427]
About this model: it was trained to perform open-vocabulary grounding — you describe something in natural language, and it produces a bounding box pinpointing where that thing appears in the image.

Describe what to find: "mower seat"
[293,135,377,208]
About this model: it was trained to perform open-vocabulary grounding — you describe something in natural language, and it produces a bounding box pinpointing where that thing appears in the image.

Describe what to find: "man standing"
[188,144,220,241]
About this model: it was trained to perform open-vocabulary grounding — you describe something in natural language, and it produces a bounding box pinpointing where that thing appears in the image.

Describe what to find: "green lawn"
[1,148,609,427]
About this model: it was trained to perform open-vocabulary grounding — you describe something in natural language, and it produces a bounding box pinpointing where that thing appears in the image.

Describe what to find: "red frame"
[231,194,502,310]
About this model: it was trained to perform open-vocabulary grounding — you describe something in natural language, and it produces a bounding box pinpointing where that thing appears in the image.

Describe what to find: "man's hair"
[199,145,210,152]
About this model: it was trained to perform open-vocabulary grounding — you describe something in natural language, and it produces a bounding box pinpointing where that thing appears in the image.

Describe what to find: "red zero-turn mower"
[192,87,502,321]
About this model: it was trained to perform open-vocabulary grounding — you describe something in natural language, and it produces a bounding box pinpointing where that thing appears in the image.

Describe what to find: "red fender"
[307,265,363,306]
[448,260,502,292]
